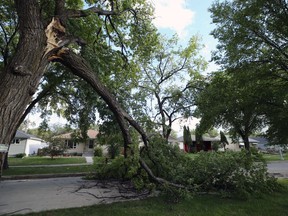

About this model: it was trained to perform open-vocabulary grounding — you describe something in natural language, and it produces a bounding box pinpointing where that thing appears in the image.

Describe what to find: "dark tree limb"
[52,48,148,152]
[139,158,185,189]
[66,7,117,18]
[50,48,188,191]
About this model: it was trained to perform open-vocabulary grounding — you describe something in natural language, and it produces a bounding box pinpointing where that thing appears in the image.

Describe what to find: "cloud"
[151,0,195,37]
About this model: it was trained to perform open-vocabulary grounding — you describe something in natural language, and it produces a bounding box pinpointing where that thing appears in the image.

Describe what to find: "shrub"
[15,153,26,158]
[91,144,153,191]
[92,135,283,200]
[42,138,66,159]
[107,142,121,159]
[141,137,282,199]
[250,147,265,162]
[189,151,282,198]
[94,146,103,157]
[212,142,220,151]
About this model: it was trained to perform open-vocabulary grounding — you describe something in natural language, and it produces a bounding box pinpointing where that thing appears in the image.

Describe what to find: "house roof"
[250,137,268,145]
[168,136,179,143]
[239,138,259,143]
[15,130,42,141]
[54,129,98,139]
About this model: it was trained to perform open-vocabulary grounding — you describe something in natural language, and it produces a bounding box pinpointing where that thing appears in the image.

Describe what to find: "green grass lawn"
[186,152,288,162]
[2,165,95,176]
[8,156,86,166]
[22,182,288,216]
[263,153,288,161]
[185,153,199,160]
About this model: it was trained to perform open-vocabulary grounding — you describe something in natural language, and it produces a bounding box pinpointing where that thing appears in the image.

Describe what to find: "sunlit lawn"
[186,152,288,162]
[8,156,86,166]
[2,165,95,176]
[263,153,288,161]
[23,181,288,216]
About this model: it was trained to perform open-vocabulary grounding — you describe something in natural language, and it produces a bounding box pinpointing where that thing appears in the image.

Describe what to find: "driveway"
[0,177,149,215]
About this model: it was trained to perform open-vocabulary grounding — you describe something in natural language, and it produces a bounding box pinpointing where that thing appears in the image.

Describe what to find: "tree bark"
[243,136,250,151]
[0,0,47,145]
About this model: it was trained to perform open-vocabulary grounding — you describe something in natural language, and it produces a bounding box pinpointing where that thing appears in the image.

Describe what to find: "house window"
[65,140,77,149]
[88,140,94,149]
[12,139,20,144]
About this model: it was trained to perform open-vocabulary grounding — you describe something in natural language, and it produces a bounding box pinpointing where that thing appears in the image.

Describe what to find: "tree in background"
[210,0,287,71]
[183,126,193,152]
[220,131,228,151]
[134,35,206,140]
[195,124,203,151]
[41,138,67,159]
[196,71,265,151]
[209,0,288,144]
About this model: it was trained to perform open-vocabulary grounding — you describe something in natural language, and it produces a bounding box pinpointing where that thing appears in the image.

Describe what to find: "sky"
[28,0,219,134]
[150,0,219,74]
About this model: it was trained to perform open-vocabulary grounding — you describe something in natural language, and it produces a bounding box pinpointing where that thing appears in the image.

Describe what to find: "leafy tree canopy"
[132,35,207,139]
[209,0,288,145]
[195,70,266,150]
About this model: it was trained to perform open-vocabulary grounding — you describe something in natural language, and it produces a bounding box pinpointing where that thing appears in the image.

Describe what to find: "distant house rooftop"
[15,130,39,139]
[54,129,98,139]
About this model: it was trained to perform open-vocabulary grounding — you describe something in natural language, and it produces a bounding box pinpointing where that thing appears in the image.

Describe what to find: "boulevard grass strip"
[186,152,288,162]
[263,153,288,161]
[2,165,95,176]
[21,190,288,216]
[8,156,87,166]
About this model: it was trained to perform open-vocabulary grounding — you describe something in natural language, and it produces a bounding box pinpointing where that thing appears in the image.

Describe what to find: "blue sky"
[150,0,219,73]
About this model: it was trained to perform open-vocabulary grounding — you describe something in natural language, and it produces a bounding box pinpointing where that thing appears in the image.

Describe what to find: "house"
[219,137,240,151]
[238,137,259,149]
[218,137,261,151]
[54,129,107,156]
[9,130,48,156]
[177,135,220,152]
[250,136,269,150]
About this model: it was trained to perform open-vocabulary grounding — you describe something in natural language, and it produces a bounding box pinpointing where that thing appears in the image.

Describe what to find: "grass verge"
[2,165,94,176]
[186,152,288,162]
[263,153,288,161]
[22,187,288,216]
[8,156,87,166]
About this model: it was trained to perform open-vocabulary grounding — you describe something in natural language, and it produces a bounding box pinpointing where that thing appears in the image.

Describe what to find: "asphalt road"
[267,161,288,177]
[0,177,149,215]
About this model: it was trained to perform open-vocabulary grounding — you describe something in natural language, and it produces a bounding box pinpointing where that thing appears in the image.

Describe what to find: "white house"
[8,130,48,156]
[54,129,107,156]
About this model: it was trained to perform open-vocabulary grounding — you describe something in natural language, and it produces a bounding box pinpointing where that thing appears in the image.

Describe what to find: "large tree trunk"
[0,0,47,145]
[243,136,250,151]
[0,1,48,169]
